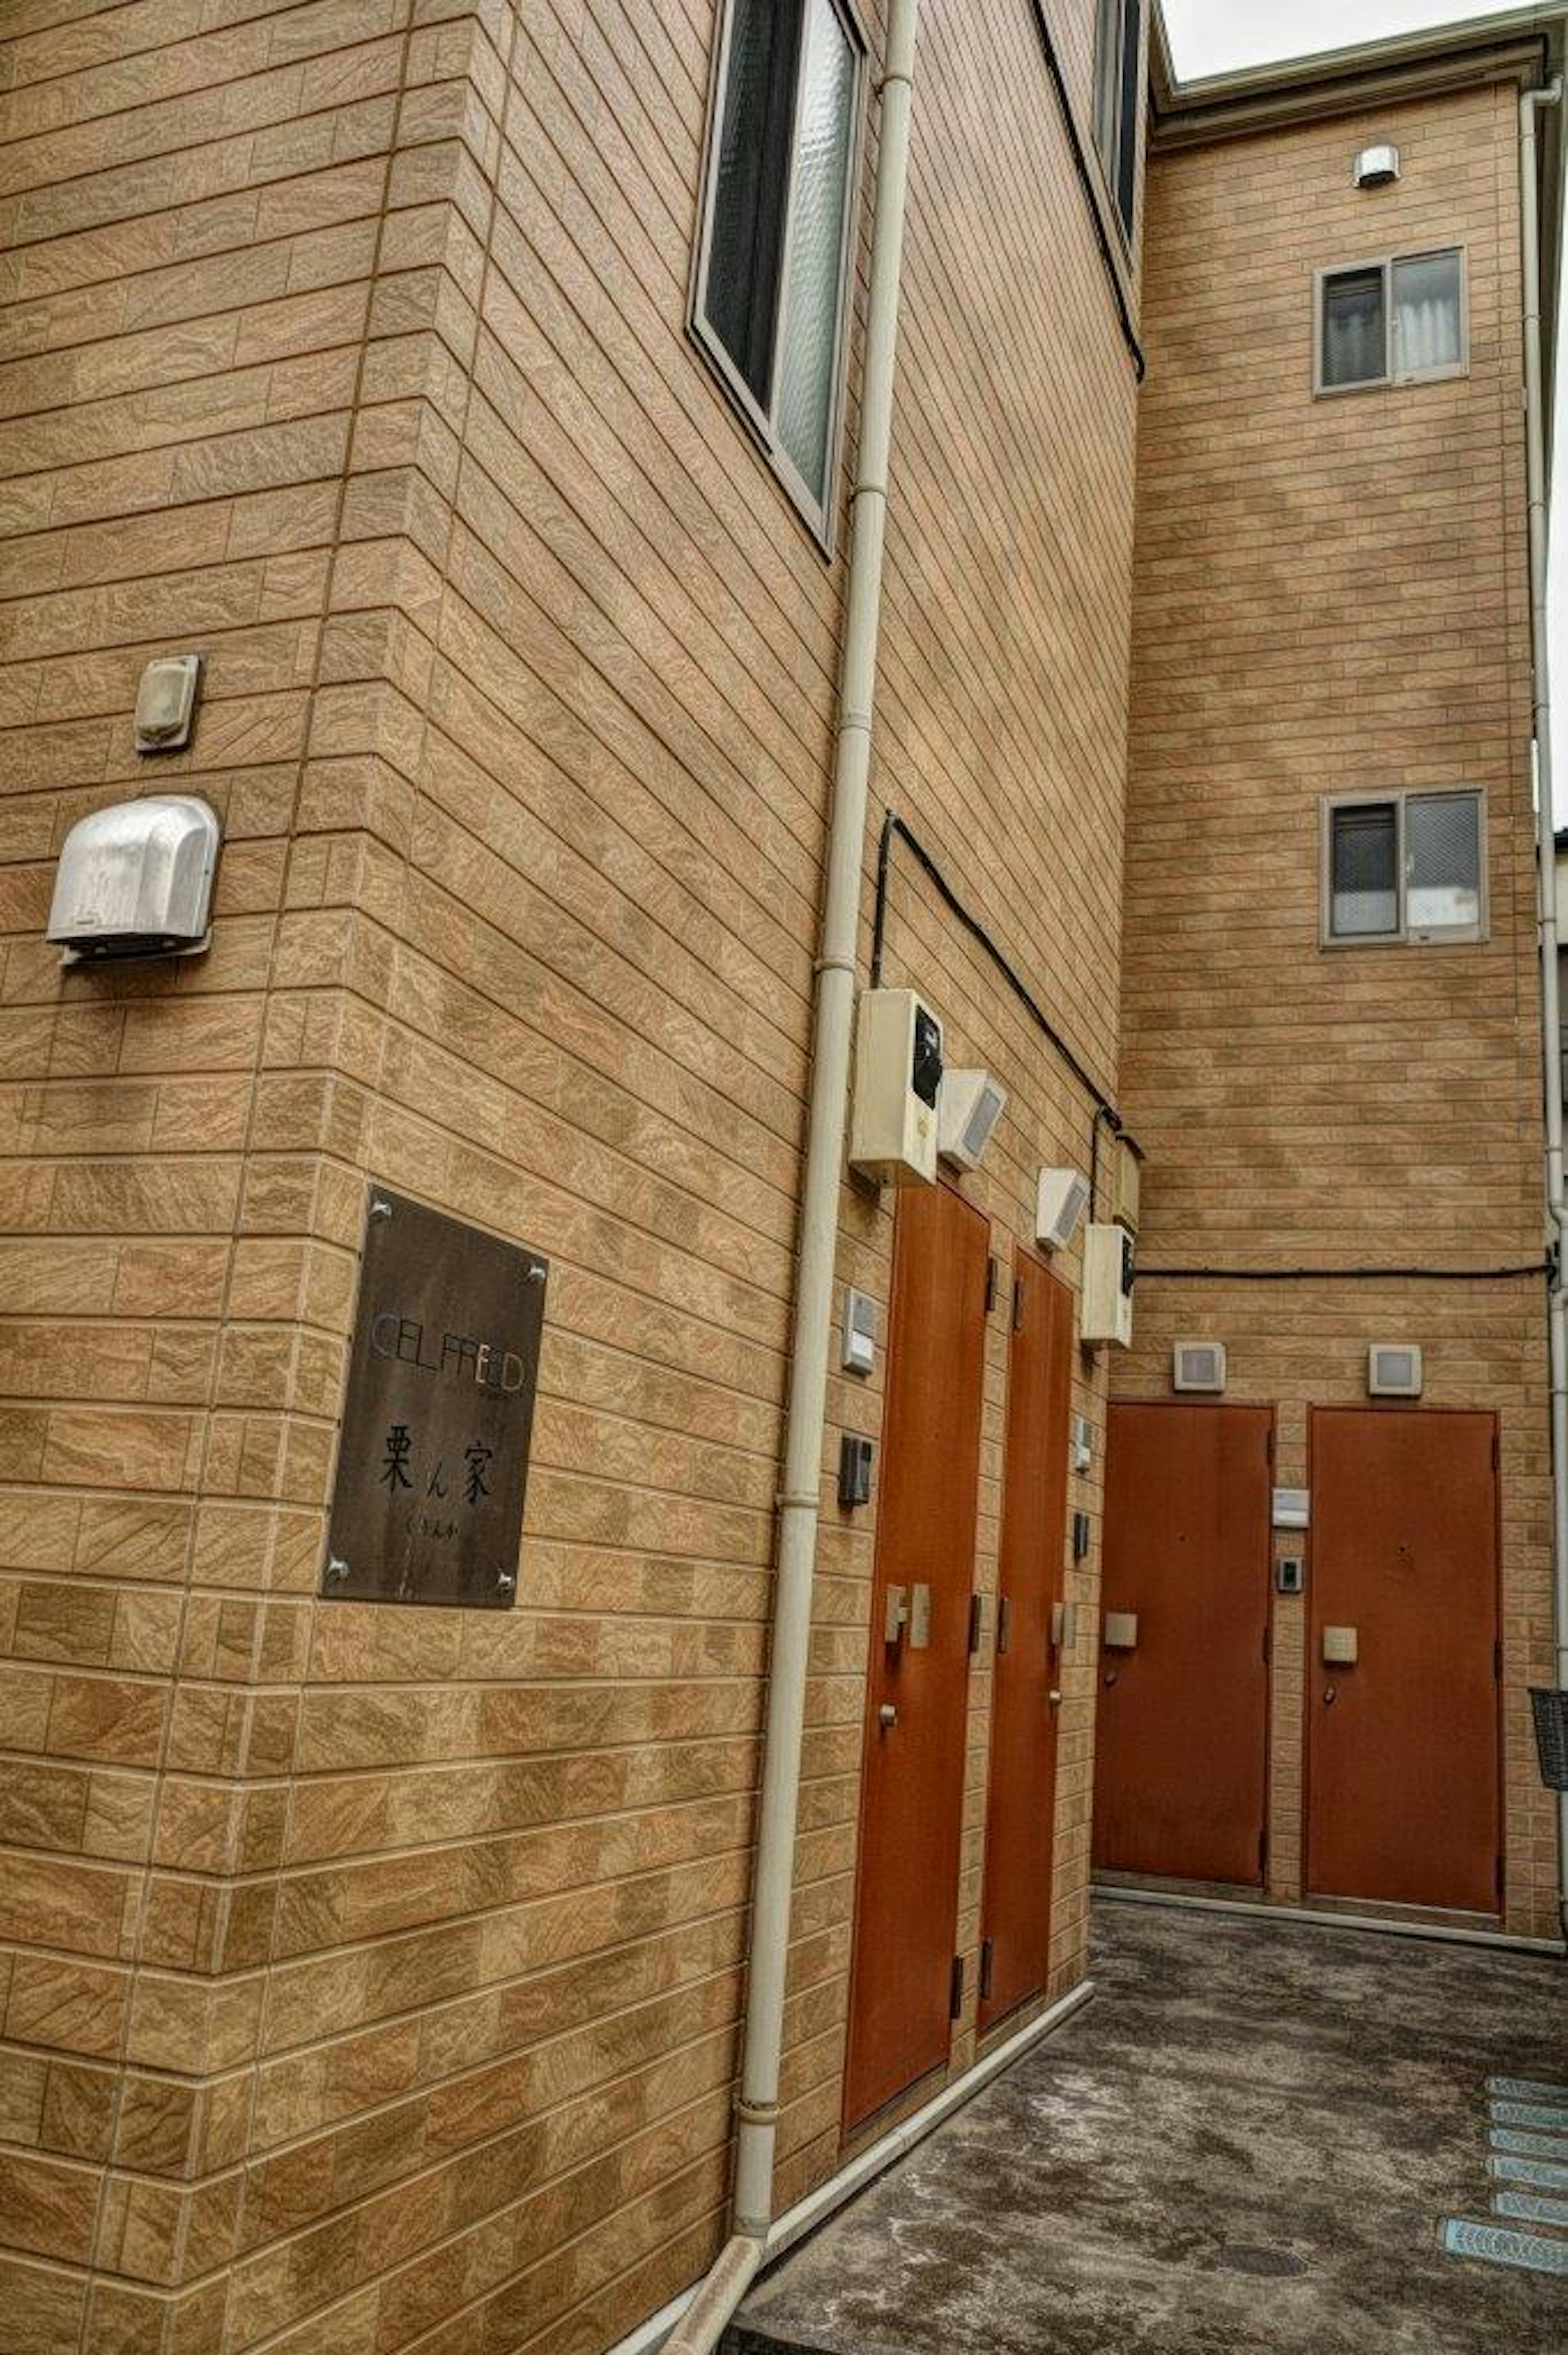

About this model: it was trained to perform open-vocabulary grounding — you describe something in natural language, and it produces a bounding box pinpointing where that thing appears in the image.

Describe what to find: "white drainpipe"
[661,7,924,2350]
[1519,72,1568,1940]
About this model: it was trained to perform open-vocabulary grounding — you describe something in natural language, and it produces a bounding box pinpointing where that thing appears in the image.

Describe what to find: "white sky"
[1162,0,1530,78]
[1160,0,1568,669]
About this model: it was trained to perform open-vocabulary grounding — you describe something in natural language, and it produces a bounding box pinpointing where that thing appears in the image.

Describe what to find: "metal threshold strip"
[1492,2128,1568,2160]
[1496,2190,1568,2228]
[1451,2074,1568,2272]
[1442,2218,1568,2274]
[1490,2153,1568,2191]
[1093,1882,1566,1956]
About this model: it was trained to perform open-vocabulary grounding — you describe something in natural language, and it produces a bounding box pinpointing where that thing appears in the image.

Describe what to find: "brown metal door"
[979,1252,1074,2031]
[1094,1403,1273,1887]
[1306,1409,1501,1914]
[844,1183,989,2132]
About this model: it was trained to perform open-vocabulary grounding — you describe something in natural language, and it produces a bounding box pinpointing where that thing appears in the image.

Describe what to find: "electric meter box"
[1109,1133,1142,1233]
[47,794,221,965]
[849,989,943,1185]
[1080,1222,1135,1348]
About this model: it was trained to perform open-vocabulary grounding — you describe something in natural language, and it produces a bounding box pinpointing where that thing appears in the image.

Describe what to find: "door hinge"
[1259,1824,1269,1878]
[968,1593,985,1654]
[1495,1638,1504,1681]
[978,1938,995,2000]
[1262,1623,1272,1666]
[1266,1425,1276,1468]
[1496,1849,1506,1908]
[1011,1278,1024,1331]
[950,1954,965,2021]
[985,1255,1000,1314]
[1492,1428,1501,1474]
[997,1594,1012,1655]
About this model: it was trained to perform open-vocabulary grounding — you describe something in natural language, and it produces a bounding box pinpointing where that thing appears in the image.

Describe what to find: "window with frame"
[1093,0,1145,243]
[1323,789,1485,946]
[694,0,863,539]
[1317,249,1465,392]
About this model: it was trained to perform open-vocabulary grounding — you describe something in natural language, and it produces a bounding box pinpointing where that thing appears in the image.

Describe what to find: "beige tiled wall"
[1117,80,1558,1940]
[0,3,1137,2350]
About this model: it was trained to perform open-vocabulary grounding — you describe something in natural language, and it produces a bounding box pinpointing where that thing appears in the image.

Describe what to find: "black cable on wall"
[870,810,1124,1163]
[1140,1262,1549,1283]
[868,815,1548,1288]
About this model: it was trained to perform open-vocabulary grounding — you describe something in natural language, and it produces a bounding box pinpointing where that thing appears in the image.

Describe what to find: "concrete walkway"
[731,1900,1568,2355]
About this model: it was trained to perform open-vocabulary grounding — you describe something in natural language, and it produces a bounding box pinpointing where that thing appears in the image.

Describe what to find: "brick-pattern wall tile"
[1117,83,1557,1942]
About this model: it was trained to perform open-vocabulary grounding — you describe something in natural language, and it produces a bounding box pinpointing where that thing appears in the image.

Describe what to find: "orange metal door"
[844,1183,989,2132]
[979,1251,1074,2032]
[1094,1403,1273,1887]
[1306,1409,1501,1914]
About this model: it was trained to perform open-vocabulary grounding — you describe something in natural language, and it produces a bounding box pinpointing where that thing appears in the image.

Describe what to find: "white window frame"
[1319,787,1488,949]
[690,0,868,553]
[1312,246,1469,397]
[1092,0,1146,255]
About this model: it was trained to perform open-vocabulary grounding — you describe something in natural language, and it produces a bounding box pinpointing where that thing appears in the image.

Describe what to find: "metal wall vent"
[1173,1341,1226,1394]
[1353,143,1400,187]
[1368,1343,1422,1398]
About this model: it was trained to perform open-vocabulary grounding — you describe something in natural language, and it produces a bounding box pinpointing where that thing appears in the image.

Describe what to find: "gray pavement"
[731,1898,1568,2354]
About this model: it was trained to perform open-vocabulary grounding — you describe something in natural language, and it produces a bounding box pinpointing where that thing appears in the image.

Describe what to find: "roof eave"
[1152,5,1566,134]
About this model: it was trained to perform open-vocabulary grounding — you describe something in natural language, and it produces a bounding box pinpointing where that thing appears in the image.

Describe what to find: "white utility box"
[1109,1132,1142,1233]
[1036,1166,1089,1252]
[849,989,943,1186]
[938,1068,1005,1173]
[1080,1222,1135,1348]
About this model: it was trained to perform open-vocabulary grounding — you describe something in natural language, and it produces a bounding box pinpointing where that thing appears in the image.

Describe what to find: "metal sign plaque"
[323,1189,547,1608]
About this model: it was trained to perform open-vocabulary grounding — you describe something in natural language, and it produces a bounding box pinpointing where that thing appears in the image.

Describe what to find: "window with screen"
[695,0,863,538]
[1323,790,1485,945]
[1318,249,1464,391]
[1093,0,1145,243]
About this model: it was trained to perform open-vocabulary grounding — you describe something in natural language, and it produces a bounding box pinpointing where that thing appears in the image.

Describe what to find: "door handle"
[1323,1687,1336,1706]
[878,1704,898,1730]
[1048,1689,1062,1707]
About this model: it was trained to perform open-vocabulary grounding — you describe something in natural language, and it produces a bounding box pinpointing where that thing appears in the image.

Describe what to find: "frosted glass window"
[705,0,802,409]
[1407,791,1481,934]
[698,0,862,529]
[1330,803,1399,937]
[774,0,857,497]
[1392,251,1463,379]
[1321,267,1386,389]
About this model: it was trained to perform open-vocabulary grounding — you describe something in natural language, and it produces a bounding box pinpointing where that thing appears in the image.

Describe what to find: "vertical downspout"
[662,7,924,2349]
[1519,72,1568,1942]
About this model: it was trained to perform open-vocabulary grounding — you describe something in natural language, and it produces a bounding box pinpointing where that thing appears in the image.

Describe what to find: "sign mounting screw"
[370,1196,393,1221]
[325,1557,350,1585]
[496,1571,516,1597]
